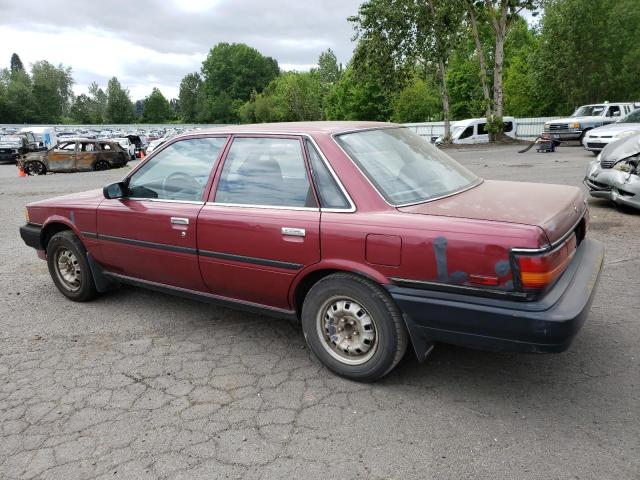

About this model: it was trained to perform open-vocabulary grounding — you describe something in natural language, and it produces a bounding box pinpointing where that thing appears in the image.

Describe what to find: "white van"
[20,127,57,150]
[437,117,517,144]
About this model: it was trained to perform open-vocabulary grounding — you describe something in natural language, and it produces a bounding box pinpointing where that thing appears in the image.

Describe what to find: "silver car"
[583,109,640,154]
[585,132,640,210]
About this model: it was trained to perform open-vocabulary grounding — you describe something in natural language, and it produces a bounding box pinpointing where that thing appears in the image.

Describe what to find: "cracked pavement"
[1,144,639,479]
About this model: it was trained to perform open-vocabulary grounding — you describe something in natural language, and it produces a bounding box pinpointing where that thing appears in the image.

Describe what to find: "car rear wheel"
[47,231,98,302]
[23,161,46,175]
[94,160,110,171]
[301,273,408,382]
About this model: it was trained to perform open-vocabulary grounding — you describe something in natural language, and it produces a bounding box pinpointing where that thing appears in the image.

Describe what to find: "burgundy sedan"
[20,122,604,381]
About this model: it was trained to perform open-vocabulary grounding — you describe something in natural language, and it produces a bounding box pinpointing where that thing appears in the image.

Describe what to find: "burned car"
[585,132,640,209]
[21,139,129,175]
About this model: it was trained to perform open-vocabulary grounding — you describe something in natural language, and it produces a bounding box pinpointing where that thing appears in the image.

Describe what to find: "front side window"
[335,127,480,206]
[459,126,474,139]
[215,137,316,208]
[127,137,227,201]
[608,106,621,117]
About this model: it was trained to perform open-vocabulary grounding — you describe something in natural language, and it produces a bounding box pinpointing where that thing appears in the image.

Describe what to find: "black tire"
[301,273,408,382]
[46,231,98,302]
[94,160,110,171]
[24,161,46,176]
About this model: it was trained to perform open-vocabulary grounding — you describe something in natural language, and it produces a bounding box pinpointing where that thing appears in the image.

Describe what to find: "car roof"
[176,121,396,138]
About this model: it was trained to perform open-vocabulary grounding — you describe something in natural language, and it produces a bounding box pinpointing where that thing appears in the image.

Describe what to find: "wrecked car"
[19,122,604,382]
[585,132,640,209]
[20,139,129,175]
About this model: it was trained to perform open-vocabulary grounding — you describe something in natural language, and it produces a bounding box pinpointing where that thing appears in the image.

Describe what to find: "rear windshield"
[335,127,480,206]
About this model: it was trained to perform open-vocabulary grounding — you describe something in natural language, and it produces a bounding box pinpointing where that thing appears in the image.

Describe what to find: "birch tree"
[466,0,541,138]
[350,0,465,142]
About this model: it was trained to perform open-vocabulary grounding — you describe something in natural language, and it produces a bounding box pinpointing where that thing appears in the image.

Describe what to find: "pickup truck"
[544,103,636,142]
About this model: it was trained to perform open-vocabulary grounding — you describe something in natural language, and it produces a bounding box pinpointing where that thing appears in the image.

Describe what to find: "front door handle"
[281,227,305,237]
[171,217,189,225]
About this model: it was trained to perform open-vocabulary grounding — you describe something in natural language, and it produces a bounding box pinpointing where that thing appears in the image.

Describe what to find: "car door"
[47,140,77,171]
[76,141,97,171]
[198,135,321,310]
[96,136,228,291]
[476,122,489,143]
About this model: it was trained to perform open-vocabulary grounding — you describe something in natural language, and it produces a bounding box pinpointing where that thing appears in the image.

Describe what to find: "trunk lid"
[398,180,586,245]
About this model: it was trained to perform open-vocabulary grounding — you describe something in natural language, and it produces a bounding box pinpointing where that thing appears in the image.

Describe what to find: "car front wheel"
[46,231,98,302]
[301,273,408,382]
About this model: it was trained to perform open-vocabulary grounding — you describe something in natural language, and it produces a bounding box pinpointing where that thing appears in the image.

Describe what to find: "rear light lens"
[516,234,577,291]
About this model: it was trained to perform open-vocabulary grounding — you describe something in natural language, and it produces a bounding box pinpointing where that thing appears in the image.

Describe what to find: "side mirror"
[103,182,126,199]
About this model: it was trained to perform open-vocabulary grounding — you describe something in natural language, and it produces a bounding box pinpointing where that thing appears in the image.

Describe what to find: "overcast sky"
[0,0,363,100]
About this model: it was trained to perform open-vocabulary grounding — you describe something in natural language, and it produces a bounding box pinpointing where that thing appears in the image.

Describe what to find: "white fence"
[404,117,563,141]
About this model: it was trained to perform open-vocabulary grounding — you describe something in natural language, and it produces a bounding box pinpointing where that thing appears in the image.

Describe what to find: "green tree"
[324,63,393,121]
[88,82,107,123]
[142,87,172,123]
[10,53,24,74]
[201,43,279,103]
[350,0,465,140]
[465,0,542,137]
[0,67,35,122]
[30,60,74,123]
[106,77,134,123]
[70,94,95,124]
[392,77,442,123]
[267,71,323,122]
[318,48,342,85]
[533,0,640,115]
[178,72,202,122]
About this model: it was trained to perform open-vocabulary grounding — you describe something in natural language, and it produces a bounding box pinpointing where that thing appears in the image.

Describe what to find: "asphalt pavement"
[0,143,638,479]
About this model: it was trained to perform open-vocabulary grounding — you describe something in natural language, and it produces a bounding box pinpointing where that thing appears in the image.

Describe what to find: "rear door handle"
[281,227,305,237]
[171,217,189,225]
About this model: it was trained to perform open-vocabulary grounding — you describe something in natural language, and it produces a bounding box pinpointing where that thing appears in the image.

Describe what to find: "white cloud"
[0,0,362,100]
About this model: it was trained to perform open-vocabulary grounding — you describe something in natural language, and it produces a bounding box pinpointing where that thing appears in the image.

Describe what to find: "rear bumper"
[388,238,604,354]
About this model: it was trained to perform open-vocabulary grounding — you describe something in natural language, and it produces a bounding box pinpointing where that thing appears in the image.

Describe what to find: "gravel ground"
[1,143,638,479]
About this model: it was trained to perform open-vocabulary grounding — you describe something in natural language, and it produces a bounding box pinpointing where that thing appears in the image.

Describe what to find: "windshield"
[335,127,480,206]
[619,109,640,123]
[573,105,606,117]
[450,125,466,139]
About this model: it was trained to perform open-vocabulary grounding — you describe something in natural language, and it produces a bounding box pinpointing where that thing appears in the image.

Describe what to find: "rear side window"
[215,137,316,208]
[477,123,487,135]
[305,140,350,209]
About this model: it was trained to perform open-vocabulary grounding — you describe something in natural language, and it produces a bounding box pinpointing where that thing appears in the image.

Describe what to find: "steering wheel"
[161,171,202,199]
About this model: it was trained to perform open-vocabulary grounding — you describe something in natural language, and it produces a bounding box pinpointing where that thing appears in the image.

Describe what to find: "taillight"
[515,234,577,291]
